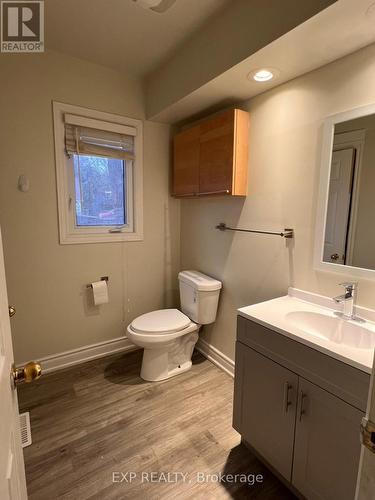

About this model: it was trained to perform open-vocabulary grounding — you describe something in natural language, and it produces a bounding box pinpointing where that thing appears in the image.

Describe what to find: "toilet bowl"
[127,309,200,381]
[126,271,222,381]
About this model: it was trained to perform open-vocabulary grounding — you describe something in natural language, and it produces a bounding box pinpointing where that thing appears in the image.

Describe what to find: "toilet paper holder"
[87,276,109,289]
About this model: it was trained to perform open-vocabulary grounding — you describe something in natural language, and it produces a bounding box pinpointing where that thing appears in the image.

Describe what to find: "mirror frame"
[314,102,375,280]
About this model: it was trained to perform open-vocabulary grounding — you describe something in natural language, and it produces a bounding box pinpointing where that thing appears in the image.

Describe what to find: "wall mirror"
[315,103,375,280]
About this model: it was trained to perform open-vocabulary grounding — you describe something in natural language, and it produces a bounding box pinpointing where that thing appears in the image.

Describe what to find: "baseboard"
[18,336,138,375]
[196,338,234,377]
[19,336,234,378]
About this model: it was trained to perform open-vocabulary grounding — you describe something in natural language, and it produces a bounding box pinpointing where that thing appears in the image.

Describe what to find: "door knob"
[330,253,339,261]
[12,361,42,386]
[8,305,16,317]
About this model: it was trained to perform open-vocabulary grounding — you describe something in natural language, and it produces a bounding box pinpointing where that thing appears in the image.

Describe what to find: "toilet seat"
[127,321,198,344]
[131,308,191,335]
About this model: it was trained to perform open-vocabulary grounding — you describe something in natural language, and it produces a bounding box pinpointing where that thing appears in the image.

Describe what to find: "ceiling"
[45,0,231,77]
[150,0,375,123]
[44,0,375,124]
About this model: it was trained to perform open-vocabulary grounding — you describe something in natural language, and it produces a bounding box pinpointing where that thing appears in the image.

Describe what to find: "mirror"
[315,104,375,279]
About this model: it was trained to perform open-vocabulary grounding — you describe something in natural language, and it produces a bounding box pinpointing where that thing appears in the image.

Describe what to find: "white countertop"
[238,288,375,374]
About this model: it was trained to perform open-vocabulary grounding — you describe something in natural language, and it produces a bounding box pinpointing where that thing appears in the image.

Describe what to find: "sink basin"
[238,288,375,373]
[286,311,375,350]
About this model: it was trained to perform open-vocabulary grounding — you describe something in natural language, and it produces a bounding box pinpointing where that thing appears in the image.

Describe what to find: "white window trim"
[53,101,143,244]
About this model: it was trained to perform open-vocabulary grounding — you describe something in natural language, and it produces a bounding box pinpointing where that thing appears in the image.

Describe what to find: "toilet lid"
[131,309,191,335]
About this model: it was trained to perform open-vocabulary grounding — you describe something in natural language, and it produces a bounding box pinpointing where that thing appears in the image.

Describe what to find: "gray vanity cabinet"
[234,316,369,500]
[233,342,298,481]
[292,378,363,500]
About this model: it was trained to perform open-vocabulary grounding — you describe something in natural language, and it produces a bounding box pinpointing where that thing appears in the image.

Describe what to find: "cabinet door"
[173,125,200,196]
[199,109,234,195]
[233,342,298,481]
[293,378,363,500]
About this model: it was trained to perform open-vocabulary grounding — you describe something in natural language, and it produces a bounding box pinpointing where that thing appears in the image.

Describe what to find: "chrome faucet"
[333,282,358,320]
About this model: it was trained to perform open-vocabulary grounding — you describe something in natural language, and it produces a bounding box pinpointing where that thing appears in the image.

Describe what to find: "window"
[73,155,126,227]
[53,102,143,244]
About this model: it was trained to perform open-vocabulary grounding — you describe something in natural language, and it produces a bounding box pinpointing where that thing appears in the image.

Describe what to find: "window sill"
[59,230,144,244]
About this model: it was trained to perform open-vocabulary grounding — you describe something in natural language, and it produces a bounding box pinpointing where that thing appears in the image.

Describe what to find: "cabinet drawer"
[237,316,370,411]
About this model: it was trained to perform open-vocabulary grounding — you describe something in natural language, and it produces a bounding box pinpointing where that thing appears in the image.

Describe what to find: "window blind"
[64,122,135,160]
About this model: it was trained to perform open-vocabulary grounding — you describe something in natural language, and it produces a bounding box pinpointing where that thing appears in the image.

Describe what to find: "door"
[323,148,355,264]
[173,124,200,196]
[233,342,298,481]
[293,378,363,500]
[0,228,28,500]
[199,109,234,195]
[356,350,375,499]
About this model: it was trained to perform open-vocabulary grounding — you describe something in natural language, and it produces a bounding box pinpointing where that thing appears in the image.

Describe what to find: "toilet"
[127,270,222,381]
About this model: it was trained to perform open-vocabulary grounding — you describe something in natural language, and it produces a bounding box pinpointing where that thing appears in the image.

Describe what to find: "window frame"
[53,101,143,244]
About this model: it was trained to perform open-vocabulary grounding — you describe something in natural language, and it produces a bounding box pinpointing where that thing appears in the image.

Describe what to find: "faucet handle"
[339,282,358,294]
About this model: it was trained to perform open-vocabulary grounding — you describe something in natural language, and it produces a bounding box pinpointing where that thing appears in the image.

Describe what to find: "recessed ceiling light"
[254,69,273,81]
[248,68,280,83]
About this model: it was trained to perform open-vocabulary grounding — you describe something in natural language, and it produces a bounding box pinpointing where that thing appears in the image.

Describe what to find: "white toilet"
[127,270,222,381]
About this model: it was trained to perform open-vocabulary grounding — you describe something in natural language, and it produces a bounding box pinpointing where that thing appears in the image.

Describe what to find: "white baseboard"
[18,336,138,375]
[18,336,234,378]
[196,338,234,377]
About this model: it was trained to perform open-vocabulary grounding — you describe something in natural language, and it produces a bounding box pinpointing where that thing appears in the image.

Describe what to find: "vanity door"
[233,342,298,481]
[292,378,363,500]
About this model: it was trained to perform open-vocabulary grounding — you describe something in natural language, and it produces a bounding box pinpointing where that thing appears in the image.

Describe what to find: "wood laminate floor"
[18,350,296,500]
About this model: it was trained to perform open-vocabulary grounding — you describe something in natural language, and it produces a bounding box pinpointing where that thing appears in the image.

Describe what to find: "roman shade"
[64,114,136,160]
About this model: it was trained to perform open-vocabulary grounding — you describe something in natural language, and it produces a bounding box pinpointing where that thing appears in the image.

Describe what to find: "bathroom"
[1,0,375,498]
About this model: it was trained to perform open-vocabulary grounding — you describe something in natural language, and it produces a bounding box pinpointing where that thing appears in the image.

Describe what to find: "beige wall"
[180,43,375,360]
[0,50,180,363]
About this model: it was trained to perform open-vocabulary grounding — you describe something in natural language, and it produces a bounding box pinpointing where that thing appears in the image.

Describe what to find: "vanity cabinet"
[233,316,369,500]
[172,109,249,197]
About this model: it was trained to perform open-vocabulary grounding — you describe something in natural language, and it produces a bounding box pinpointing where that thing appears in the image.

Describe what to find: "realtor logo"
[1,1,44,52]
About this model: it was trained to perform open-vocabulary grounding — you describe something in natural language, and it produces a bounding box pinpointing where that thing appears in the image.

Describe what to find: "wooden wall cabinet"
[173,109,249,198]
[233,317,369,500]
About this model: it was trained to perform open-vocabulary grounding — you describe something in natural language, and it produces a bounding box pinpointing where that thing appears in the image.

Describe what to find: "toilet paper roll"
[91,280,109,306]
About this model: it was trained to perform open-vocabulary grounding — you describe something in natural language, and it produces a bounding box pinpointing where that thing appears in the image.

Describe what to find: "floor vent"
[19,412,32,448]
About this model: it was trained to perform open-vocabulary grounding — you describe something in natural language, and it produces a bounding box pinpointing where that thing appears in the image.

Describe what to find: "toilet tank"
[178,270,222,325]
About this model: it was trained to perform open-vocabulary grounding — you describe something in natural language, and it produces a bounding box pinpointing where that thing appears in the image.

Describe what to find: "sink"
[285,311,375,350]
[238,288,375,373]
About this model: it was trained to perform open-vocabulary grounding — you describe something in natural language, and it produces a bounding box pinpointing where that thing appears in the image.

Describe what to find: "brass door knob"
[8,305,16,317]
[331,253,339,261]
[12,361,42,386]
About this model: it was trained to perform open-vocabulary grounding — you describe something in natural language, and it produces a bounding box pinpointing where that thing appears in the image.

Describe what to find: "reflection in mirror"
[324,114,375,270]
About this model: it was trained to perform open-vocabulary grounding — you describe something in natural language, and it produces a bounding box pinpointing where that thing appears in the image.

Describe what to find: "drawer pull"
[172,192,197,197]
[299,391,307,421]
[198,189,230,196]
[283,382,293,414]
